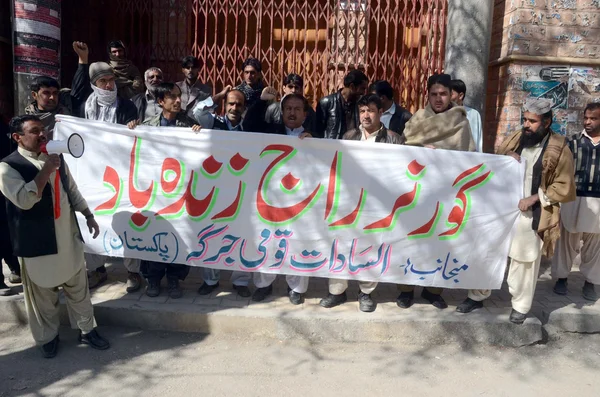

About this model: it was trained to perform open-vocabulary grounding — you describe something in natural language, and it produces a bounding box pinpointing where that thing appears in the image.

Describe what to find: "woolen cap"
[89,62,114,84]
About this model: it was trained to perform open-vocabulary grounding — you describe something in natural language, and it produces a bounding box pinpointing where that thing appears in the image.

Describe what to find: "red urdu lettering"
[95,166,120,212]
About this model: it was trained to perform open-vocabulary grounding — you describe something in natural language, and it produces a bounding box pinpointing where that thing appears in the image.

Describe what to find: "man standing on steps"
[320,94,405,313]
[0,115,109,358]
[457,97,576,324]
[369,80,412,137]
[131,67,164,123]
[316,70,369,139]
[176,56,212,120]
[552,102,600,302]
[399,73,474,310]
[450,79,483,152]
[137,83,201,299]
[251,93,314,305]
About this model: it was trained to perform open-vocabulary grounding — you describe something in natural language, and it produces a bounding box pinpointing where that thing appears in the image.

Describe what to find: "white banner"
[55,116,524,289]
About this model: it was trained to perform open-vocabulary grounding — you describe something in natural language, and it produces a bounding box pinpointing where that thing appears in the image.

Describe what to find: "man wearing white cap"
[457,97,576,324]
[81,62,142,291]
[552,102,600,301]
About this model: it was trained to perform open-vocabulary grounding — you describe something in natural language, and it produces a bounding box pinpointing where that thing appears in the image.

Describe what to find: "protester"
[398,73,474,310]
[251,93,313,304]
[235,57,266,109]
[107,40,144,100]
[450,79,483,152]
[0,115,109,357]
[81,61,142,291]
[316,70,369,139]
[458,98,576,323]
[369,80,412,137]
[24,42,91,135]
[195,89,252,297]
[176,55,212,119]
[320,94,404,313]
[137,83,200,298]
[131,67,164,123]
[552,102,600,302]
[263,74,317,132]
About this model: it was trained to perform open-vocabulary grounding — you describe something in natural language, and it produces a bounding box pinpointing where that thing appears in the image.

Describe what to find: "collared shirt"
[159,114,178,127]
[380,103,396,129]
[582,129,600,147]
[285,126,305,137]
[225,117,243,131]
[144,90,161,121]
[360,124,384,142]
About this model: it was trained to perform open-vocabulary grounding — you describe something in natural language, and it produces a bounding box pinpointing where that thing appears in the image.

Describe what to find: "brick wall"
[486,0,600,152]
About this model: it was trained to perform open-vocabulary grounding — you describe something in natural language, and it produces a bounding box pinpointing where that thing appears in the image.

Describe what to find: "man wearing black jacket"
[24,42,91,137]
[369,80,412,138]
[315,70,368,139]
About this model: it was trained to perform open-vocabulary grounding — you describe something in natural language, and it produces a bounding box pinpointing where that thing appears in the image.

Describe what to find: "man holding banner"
[399,73,474,310]
[320,94,405,313]
[0,115,109,357]
[458,98,576,324]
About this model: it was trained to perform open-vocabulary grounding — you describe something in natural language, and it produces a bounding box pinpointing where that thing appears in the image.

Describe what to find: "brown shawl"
[403,103,474,151]
[497,130,576,257]
[109,45,143,100]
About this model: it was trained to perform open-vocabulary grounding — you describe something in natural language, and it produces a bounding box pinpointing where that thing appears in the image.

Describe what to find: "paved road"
[1,324,599,397]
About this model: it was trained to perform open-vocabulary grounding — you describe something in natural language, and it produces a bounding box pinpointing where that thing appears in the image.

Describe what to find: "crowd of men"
[0,40,599,359]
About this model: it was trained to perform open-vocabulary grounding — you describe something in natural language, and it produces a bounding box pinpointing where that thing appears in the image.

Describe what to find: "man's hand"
[213,85,233,103]
[127,120,139,130]
[72,41,89,64]
[507,151,521,162]
[191,124,202,133]
[518,194,539,212]
[43,154,61,171]
[87,217,100,239]
[299,132,312,140]
[260,86,278,102]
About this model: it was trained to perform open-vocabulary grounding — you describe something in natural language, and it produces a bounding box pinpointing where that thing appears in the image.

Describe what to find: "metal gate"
[62,0,447,111]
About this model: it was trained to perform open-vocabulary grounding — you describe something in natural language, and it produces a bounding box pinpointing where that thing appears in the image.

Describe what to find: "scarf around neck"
[85,84,118,123]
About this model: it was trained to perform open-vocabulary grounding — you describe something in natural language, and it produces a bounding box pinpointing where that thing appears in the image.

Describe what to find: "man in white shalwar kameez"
[456,98,576,323]
[552,103,600,301]
[0,115,110,358]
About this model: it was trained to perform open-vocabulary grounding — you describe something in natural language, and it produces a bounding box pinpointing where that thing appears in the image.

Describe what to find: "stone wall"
[487,0,600,152]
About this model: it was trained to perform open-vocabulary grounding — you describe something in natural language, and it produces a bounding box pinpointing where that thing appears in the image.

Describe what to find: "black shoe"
[79,329,110,350]
[288,289,304,305]
[319,292,347,308]
[456,298,484,313]
[0,280,15,297]
[421,289,448,309]
[252,285,273,302]
[358,292,376,312]
[396,291,414,309]
[146,280,161,297]
[509,309,527,324]
[553,278,568,295]
[41,335,59,358]
[167,278,183,299]
[582,281,598,302]
[197,282,219,295]
[233,285,251,298]
[8,271,21,284]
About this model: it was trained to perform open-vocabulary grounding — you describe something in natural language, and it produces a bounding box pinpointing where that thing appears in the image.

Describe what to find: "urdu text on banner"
[55,115,524,289]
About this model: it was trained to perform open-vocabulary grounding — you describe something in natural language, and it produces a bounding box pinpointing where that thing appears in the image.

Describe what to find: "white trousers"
[202,268,251,286]
[552,223,600,285]
[328,279,377,295]
[22,264,96,345]
[85,253,141,273]
[467,255,542,314]
[253,272,309,294]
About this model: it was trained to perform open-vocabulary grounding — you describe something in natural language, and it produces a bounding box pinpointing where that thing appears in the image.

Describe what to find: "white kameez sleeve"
[192,97,217,129]
[0,163,41,210]
[63,162,89,213]
[538,187,555,208]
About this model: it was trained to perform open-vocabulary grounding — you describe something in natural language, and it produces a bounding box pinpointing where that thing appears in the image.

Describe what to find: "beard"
[520,125,549,148]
